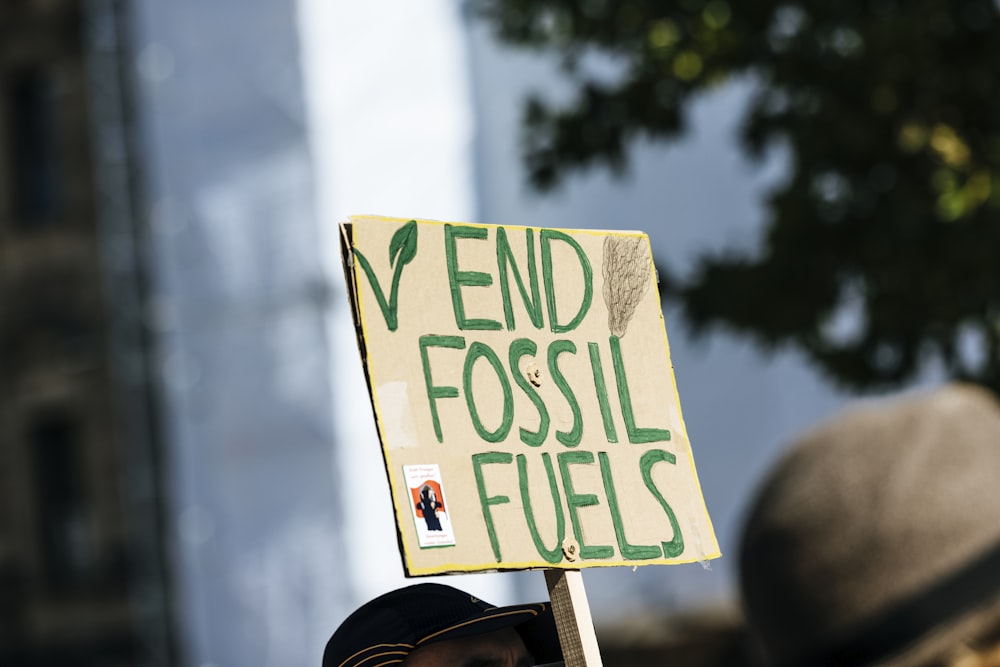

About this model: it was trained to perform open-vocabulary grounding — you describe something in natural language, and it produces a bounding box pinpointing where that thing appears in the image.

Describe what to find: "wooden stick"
[544,569,604,666]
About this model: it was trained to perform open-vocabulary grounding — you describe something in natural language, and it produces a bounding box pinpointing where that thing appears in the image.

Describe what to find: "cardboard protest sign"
[341,215,719,576]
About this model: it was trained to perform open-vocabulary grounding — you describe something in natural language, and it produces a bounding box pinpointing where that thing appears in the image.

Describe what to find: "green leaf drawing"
[354,220,419,332]
[389,219,418,268]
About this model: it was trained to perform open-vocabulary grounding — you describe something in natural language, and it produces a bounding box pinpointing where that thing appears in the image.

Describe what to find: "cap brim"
[418,601,562,662]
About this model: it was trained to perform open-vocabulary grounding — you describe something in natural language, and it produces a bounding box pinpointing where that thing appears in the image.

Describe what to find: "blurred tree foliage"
[470,0,1000,391]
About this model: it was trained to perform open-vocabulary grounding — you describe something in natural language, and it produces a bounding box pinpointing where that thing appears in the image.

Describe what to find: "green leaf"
[389,220,418,268]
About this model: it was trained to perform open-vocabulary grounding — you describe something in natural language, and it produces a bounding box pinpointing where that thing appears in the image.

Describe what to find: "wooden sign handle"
[544,569,604,666]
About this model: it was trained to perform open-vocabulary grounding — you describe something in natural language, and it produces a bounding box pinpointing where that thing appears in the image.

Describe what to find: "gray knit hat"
[739,383,1000,667]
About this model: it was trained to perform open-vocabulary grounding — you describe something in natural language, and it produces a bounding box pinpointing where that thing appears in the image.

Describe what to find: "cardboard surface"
[341,215,719,575]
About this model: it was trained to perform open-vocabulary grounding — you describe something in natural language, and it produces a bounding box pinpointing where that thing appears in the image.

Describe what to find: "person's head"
[739,383,1000,667]
[323,583,563,667]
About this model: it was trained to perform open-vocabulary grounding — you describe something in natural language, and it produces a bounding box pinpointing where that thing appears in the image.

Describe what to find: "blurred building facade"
[0,1,172,665]
[132,0,350,665]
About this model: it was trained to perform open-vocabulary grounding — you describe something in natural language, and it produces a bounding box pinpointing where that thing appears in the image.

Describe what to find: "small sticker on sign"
[404,464,456,549]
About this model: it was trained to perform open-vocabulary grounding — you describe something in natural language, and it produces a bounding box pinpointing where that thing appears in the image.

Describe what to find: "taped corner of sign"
[375,381,418,449]
[693,527,722,570]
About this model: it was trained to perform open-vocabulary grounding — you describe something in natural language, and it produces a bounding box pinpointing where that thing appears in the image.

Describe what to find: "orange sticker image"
[403,464,456,548]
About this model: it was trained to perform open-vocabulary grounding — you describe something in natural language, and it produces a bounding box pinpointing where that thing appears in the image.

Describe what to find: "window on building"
[4,66,64,226]
[29,412,93,589]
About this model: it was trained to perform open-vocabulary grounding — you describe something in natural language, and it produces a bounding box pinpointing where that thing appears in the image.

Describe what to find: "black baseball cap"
[323,583,563,667]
